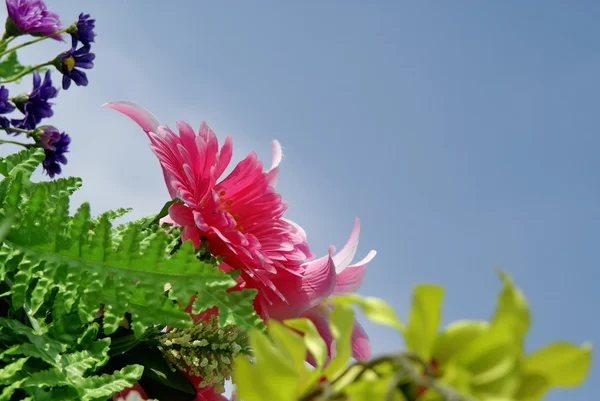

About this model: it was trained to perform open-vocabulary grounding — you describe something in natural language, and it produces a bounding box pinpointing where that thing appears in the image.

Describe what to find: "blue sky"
[3,1,598,399]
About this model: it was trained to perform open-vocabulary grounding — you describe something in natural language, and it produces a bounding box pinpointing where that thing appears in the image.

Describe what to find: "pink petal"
[299,252,337,310]
[350,320,371,360]
[159,215,176,226]
[103,101,161,137]
[266,252,336,320]
[182,226,202,248]
[112,383,148,400]
[215,135,233,179]
[332,265,366,295]
[104,101,178,199]
[269,140,283,171]
[332,218,361,273]
[332,250,376,295]
[169,203,194,226]
[302,306,335,365]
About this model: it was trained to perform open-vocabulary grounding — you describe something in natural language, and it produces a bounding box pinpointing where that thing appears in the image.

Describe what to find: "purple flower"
[11,70,58,131]
[38,125,70,177]
[0,85,15,115]
[68,12,95,46]
[0,85,15,129]
[54,38,95,90]
[4,0,64,41]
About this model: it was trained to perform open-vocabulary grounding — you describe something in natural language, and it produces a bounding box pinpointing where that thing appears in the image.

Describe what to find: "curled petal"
[333,250,376,295]
[104,101,177,198]
[103,101,161,137]
[267,252,336,320]
[350,320,371,360]
[169,203,194,226]
[269,140,283,171]
[333,265,366,295]
[333,218,361,272]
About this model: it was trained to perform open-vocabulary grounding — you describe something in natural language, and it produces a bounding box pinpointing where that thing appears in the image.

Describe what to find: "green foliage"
[0,49,27,80]
[233,298,472,401]
[0,149,263,399]
[233,272,593,401]
[399,270,592,401]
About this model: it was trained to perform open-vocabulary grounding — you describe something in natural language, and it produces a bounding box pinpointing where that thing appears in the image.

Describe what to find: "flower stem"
[0,126,33,135]
[0,61,52,84]
[0,28,69,59]
[0,138,33,147]
[0,36,16,50]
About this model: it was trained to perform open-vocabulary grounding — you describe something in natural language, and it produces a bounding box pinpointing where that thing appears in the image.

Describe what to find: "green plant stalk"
[0,60,52,84]
[0,28,69,59]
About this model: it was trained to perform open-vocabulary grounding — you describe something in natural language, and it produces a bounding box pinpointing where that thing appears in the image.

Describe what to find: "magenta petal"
[297,252,337,310]
[351,320,371,360]
[303,306,335,365]
[103,101,161,137]
[332,218,361,272]
[181,226,201,248]
[266,253,335,320]
[169,203,194,226]
[104,101,178,199]
[333,265,366,295]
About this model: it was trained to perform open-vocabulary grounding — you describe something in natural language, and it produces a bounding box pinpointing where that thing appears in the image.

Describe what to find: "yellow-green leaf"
[330,294,404,332]
[344,375,408,401]
[433,320,488,364]
[284,317,328,368]
[523,341,592,387]
[405,285,444,360]
[492,269,530,343]
[324,304,355,378]
[233,328,299,401]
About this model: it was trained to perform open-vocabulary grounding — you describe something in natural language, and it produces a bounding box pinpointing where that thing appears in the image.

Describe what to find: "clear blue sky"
[5,1,599,399]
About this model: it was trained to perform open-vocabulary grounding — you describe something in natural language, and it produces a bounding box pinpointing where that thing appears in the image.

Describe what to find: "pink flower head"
[104,101,313,309]
[300,218,376,362]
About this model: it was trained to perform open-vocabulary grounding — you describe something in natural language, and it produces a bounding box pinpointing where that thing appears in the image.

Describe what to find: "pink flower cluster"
[105,101,376,400]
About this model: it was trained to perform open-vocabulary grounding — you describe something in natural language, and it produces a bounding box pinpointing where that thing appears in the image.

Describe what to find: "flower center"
[63,56,76,72]
[214,186,244,232]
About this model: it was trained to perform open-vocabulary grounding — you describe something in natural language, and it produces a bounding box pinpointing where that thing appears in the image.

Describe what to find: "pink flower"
[104,101,313,312]
[113,381,228,401]
[112,383,147,401]
[299,219,376,362]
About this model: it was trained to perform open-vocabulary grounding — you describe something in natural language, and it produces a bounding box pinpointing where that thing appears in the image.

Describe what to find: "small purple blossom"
[0,85,15,129]
[38,125,70,177]
[4,0,64,40]
[0,85,15,115]
[68,12,95,46]
[11,70,58,131]
[55,38,95,90]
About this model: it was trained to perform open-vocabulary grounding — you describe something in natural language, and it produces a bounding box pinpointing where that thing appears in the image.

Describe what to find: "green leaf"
[267,320,310,389]
[0,51,26,80]
[233,328,299,401]
[141,198,183,229]
[284,317,328,368]
[433,320,488,364]
[329,294,405,332]
[72,364,144,401]
[405,285,444,361]
[324,304,355,378]
[0,357,28,384]
[345,375,408,401]
[523,341,592,387]
[492,269,530,343]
